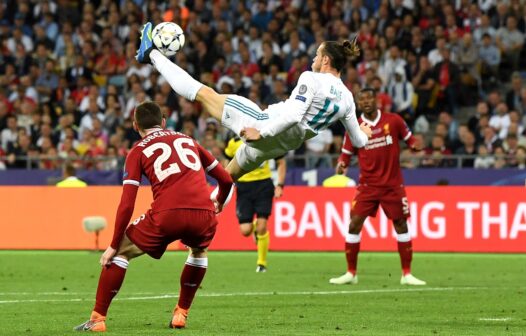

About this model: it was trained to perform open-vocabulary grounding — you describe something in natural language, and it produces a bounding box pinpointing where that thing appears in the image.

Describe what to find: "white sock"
[111,257,129,269]
[185,256,208,268]
[396,232,411,242]
[150,49,203,101]
[345,233,361,244]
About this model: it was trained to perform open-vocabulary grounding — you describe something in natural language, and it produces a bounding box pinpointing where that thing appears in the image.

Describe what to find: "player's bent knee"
[239,224,253,237]
[392,219,408,232]
[349,217,366,234]
[190,247,207,258]
[196,85,214,100]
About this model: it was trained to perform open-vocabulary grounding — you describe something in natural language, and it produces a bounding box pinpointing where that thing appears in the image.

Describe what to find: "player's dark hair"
[322,39,360,72]
[134,101,163,130]
[359,87,377,96]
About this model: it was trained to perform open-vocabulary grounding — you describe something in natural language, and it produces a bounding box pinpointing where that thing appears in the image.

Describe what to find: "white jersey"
[220,71,368,171]
[260,71,368,149]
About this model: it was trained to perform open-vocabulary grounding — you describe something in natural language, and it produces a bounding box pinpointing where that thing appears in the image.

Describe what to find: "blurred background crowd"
[0,0,526,171]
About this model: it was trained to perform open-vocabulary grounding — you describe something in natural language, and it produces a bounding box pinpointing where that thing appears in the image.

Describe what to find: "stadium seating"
[0,0,525,173]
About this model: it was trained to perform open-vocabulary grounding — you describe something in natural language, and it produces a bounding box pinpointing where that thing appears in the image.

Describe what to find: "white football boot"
[329,272,358,285]
[400,274,427,285]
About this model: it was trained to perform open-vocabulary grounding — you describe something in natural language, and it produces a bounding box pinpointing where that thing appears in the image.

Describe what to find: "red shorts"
[352,185,410,220]
[126,208,218,259]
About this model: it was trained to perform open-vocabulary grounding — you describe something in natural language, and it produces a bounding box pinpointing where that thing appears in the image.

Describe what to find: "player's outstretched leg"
[136,23,225,122]
[170,248,208,329]
[329,232,360,285]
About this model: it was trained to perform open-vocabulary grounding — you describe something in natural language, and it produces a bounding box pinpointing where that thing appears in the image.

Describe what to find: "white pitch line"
[0,287,484,304]
[0,292,157,296]
[479,317,512,322]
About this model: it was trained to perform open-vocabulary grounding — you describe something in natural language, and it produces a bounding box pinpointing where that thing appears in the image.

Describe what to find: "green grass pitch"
[0,251,525,335]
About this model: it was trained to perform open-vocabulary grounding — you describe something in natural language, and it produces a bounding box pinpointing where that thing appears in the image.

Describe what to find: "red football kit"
[339,111,415,220]
[111,128,233,258]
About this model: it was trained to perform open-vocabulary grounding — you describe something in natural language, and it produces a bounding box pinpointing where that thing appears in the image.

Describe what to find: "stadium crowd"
[0,0,526,171]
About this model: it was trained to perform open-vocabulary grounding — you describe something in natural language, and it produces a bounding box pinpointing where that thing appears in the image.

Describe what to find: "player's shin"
[177,255,207,310]
[345,233,361,275]
[396,232,412,275]
[93,257,129,316]
[149,49,203,101]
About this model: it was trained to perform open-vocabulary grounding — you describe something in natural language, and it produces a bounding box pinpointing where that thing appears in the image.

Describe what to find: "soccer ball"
[152,22,185,57]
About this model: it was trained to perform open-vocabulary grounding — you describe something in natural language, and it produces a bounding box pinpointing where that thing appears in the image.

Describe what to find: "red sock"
[178,257,207,310]
[345,242,360,275]
[93,257,128,316]
[397,241,413,275]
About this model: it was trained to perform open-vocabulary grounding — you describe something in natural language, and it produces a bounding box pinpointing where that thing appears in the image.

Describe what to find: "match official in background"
[322,173,356,187]
[225,136,286,272]
[56,164,87,187]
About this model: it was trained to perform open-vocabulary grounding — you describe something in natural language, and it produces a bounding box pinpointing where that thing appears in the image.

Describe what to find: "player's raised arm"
[258,72,316,138]
[197,143,234,208]
[110,148,142,250]
[340,100,370,148]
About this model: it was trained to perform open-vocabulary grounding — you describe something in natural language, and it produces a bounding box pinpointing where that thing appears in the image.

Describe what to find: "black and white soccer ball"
[152,22,185,57]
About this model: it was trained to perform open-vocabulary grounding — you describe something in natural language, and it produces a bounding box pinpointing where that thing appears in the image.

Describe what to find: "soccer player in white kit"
[136,22,372,180]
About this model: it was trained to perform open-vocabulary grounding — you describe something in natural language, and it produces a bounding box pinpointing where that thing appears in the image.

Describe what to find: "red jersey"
[111,128,233,248]
[339,111,415,187]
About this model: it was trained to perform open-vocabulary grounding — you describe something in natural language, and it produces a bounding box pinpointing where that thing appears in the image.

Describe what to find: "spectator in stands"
[389,66,414,123]
[508,113,526,144]
[79,100,105,137]
[438,111,459,145]
[474,14,496,44]
[423,135,453,168]
[496,16,524,72]
[474,144,495,169]
[428,37,448,67]
[478,33,501,89]
[517,88,526,116]
[482,126,502,153]
[493,146,508,168]
[455,131,477,167]
[504,132,520,167]
[0,0,524,173]
[506,72,523,112]
[380,45,406,85]
[433,49,460,115]
[1,115,18,150]
[6,133,32,168]
[412,56,436,118]
[35,59,59,104]
[489,103,511,139]
[456,33,480,90]
[371,76,392,113]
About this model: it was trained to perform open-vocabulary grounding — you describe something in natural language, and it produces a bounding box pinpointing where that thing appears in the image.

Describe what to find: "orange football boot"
[169,305,189,329]
[73,311,107,332]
